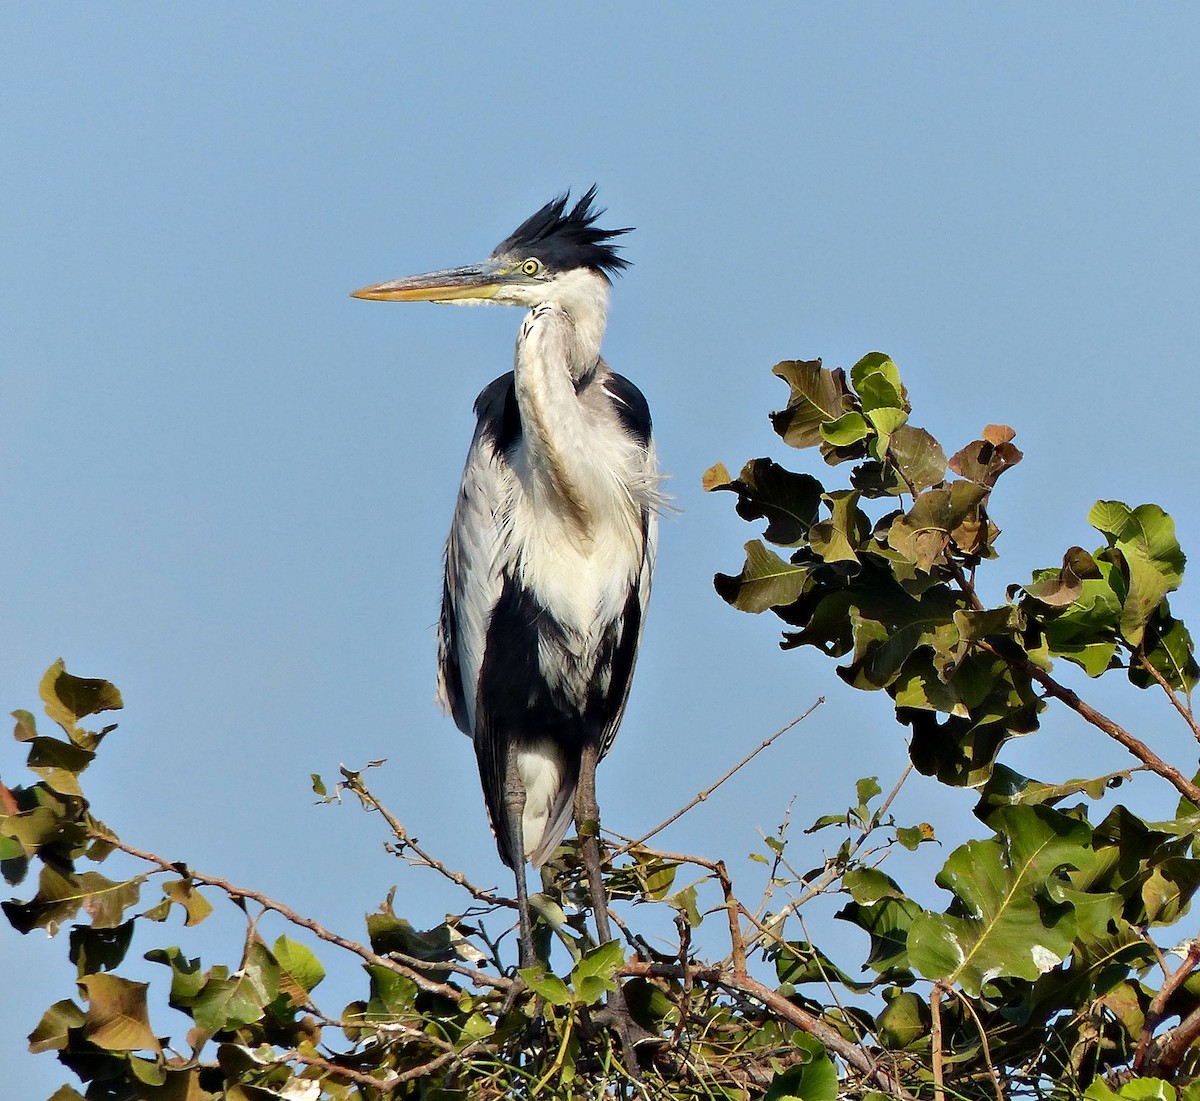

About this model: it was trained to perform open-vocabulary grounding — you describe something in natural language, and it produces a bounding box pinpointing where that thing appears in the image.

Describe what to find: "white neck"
[511,268,611,380]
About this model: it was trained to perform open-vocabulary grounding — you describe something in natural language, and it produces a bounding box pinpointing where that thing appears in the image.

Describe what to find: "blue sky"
[3,6,1199,1094]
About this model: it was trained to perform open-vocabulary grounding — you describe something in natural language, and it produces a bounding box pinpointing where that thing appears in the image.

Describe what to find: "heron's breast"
[508,499,642,636]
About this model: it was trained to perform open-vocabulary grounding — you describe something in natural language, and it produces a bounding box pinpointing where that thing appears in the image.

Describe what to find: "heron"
[351,189,660,975]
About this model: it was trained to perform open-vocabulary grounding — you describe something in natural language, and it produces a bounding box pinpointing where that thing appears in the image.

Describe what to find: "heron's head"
[351,187,631,311]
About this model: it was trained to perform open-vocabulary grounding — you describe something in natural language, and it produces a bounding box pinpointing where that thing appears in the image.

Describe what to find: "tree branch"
[930,982,945,1101]
[1003,647,1200,807]
[1135,651,1200,743]
[946,558,1200,806]
[340,768,516,910]
[1145,1000,1200,1077]
[1136,939,1200,1073]
[87,827,504,998]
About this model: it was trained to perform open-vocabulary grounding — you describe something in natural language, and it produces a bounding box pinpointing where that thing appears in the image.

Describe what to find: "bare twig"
[1135,651,1200,743]
[605,904,658,962]
[753,799,795,923]
[947,985,1005,1101]
[946,558,1200,806]
[1007,648,1200,806]
[717,860,747,975]
[310,1011,455,1048]
[742,764,914,956]
[285,1049,405,1092]
[930,982,946,1101]
[88,828,505,998]
[340,769,516,910]
[615,700,823,855]
[384,1039,493,1087]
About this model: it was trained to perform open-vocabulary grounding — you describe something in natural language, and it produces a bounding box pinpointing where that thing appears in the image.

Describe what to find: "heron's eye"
[521,259,542,277]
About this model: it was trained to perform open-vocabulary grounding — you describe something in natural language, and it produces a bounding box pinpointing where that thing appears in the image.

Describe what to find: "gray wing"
[436,374,517,741]
[594,371,659,761]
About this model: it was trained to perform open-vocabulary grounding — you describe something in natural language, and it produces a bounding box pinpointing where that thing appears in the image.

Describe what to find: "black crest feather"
[492,186,632,278]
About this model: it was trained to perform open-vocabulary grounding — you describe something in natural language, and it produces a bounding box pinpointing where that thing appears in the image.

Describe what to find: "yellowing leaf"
[78,973,160,1053]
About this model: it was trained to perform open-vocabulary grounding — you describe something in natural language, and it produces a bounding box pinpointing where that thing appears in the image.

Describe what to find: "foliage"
[4,354,1200,1099]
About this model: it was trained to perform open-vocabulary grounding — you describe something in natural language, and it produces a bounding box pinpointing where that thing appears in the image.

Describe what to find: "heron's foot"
[591,985,652,1082]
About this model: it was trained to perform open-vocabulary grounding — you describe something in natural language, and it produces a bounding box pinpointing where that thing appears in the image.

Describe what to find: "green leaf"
[1131,611,1199,693]
[851,424,947,498]
[974,764,1132,815]
[3,865,89,935]
[1023,547,1102,607]
[714,540,811,613]
[39,660,123,748]
[77,973,160,1052]
[809,490,869,565]
[46,1088,87,1101]
[865,405,908,440]
[78,871,144,929]
[12,709,38,742]
[769,359,856,450]
[907,805,1095,996]
[189,968,269,1033]
[1089,501,1186,646]
[145,945,206,1005]
[877,990,929,1049]
[69,920,135,976]
[1,802,82,859]
[666,883,703,927]
[1086,1081,1178,1101]
[366,912,460,973]
[836,889,922,975]
[570,939,624,1006]
[1141,856,1200,924]
[850,352,906,411]
[887,424,947,492]
[896,823,935,850]
[364,963,417,1016]
[820,411,870,448]
[774,940,873,992]
[24,737,96,797]
[518,966,572,1007]
[856,776,882,805]
[274,934,326,998]
[764,1033,838,1100]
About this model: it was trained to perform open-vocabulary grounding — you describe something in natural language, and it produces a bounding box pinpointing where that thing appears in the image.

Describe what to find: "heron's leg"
[575,742,644,1077]
[574,742,613,945]
[504,751,536,969]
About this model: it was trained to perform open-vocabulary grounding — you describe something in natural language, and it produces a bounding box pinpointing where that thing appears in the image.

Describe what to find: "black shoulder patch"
[474,372,522,454]
[604,373,653,448]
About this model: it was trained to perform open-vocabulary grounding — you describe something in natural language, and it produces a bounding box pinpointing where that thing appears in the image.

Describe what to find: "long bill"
[350,263,507,303]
